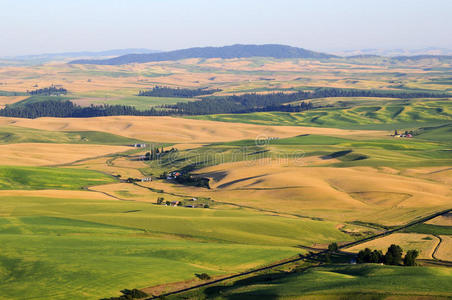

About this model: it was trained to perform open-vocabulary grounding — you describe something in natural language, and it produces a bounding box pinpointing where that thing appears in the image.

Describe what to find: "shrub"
[195,273,211,280]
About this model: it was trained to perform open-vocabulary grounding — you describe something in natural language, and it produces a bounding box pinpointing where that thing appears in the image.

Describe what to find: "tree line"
[27,85,68,96]
[0,100,166,118]
[138,85,221,98]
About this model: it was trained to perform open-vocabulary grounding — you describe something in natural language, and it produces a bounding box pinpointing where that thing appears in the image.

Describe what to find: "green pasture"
[12,95,73,106]
[402,223,452,235]
[188,98,452,129]
[0,126,145,145]
[0,166,116,190]
[0,193,350,299]
[176,264,452,299]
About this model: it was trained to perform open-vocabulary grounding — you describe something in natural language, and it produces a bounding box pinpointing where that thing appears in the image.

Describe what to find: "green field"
[0,166,116,190]
[81,95,198,110]
[0,193,351,299]
[0,126,146,145]
[189,99,452,129]
[175,264,452,299]
[12,95,74,106]
[403,223,452,235]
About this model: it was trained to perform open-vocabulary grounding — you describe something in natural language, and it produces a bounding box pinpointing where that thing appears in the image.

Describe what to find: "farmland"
[170,264,452,299]
[0,192,349,299]
[0,54,451,299]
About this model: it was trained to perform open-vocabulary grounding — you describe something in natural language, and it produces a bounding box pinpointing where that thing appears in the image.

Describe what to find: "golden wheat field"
[67,155,147,179]
[89,182,185,203]
[436,235,452,261]
[0,116,387,143]
[188,160,452,224]
[0,143,129,166]
[427,213,452,226]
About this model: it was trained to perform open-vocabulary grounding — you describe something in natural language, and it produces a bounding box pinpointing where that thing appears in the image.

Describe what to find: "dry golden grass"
[426,213,452,226]
[0,96,27,108]
[347,233,439,259]
[0,116,387,143]
[68,156,145,179]
[89,182,185,203]
[196,160,451,207]
[402,167,452,185]
[0,143,129,166]
[436,235,452,261]
[135,159,452,225]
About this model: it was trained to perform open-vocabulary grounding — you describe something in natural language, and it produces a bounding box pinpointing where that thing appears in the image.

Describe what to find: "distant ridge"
[1,49,159,65]
[392,54,452,61]
[7,48,158,60]
[70,44,337,65]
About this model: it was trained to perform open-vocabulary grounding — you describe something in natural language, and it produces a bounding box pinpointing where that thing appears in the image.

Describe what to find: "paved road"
[146,208,452,299]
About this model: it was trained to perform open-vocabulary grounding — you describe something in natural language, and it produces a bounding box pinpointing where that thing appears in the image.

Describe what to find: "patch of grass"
[0,166,116,190]
[178,264,452,299]
[402,223,452,235]
[188,99,452,130]
[0,126,146,145]
[12,95,73,106]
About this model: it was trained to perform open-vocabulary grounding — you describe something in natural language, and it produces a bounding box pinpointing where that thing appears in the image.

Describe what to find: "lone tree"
[328,242,338,253]
[404,250,419,266]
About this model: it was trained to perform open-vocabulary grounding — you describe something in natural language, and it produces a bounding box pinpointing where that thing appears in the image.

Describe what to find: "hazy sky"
[1,0,452,56]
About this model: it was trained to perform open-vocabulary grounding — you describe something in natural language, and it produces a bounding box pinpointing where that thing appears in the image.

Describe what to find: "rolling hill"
[70,44,337,65]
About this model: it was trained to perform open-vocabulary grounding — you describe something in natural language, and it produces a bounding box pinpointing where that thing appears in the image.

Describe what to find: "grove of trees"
[357,244,418,266]
[27,85,68,96]
[138,86,221,97]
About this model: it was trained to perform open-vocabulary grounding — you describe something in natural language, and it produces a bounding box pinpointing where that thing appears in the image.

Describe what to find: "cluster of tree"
[0,100,166,118]
[175,173,210,189]
[101,288,147,300]
[27,85,67,96]
[357,244,419,266]
[144,147,177,161]
[138,85,221,98]
[161,92,313,115]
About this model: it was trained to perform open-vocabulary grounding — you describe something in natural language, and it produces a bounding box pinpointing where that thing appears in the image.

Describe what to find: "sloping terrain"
[70,44,336,65]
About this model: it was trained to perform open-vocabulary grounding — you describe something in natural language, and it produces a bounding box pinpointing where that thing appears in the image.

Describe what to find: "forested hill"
[70,44,337,65]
